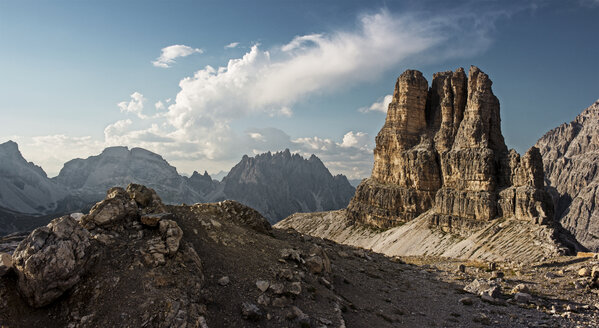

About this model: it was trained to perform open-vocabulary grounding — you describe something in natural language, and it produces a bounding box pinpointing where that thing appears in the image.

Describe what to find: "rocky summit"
[348,66,553,230]
[2,184,598,327]
[536,100,599,251]
[220,149,355,223]
[278,67,580,263]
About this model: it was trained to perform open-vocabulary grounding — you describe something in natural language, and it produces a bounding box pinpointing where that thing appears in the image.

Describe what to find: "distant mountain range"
[0,142,355,234]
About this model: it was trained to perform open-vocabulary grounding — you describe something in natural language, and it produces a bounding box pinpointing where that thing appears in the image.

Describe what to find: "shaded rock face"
[12,215,94,307]
[0,141,76,216]
[54,146,204,205]
[220,149,355,223]
[536,100,599,251]
[348,66,553,229]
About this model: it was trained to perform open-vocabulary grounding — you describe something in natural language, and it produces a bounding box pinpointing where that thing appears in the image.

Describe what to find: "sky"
[1,0,598,179]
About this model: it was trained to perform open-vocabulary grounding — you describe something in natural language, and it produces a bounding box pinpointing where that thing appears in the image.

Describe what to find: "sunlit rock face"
[348,66,553,229]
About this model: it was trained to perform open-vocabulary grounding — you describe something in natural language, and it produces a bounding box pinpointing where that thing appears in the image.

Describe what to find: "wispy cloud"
[13,8,504,178]
[225,42,239,49]
[359,94,393,113]
[152,44,203,68]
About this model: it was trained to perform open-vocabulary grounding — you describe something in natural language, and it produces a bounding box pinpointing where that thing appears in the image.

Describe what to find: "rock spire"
[348,66,553,229]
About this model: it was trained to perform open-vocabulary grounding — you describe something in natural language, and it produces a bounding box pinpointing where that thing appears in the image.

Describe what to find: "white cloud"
[162,9,495,159]
[10,9,502,179]
[360,94,393,113]
[152,44,203,68]
[225,42,239,49]
[340,131,369,148]
[118,92,146,119]
[155,101,165,110]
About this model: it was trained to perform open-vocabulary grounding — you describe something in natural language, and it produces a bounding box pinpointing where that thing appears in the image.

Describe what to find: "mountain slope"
[536,100,599,251]
[277,66,579,262]
[220,149,355,223]
[0,185,589,327]
[0,141,68,214]
[54,146,204,205]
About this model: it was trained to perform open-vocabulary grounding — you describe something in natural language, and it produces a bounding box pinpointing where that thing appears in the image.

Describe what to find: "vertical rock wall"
[348,66,553,229]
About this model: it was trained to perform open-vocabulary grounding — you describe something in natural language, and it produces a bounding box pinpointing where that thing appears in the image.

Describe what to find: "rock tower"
[347,66,553,230]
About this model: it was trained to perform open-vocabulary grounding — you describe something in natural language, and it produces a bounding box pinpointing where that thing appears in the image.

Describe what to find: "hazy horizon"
[2,0,598,179]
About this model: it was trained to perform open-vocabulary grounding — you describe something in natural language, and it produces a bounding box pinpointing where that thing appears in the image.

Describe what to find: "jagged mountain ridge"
[221,149,355,223]
[278,66,580,261]
[0,142,354,234]
[536,100,599,251]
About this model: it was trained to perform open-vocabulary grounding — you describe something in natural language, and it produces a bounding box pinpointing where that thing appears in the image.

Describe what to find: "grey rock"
[536,100,599,251]
[514,292,532,303]
[159,219,183,255]
[459,297,474,305]
[305,256,324,274]
[12,216,95,307]
[241,302,262,321]
[218,276,230,286]
[256,280,270,292]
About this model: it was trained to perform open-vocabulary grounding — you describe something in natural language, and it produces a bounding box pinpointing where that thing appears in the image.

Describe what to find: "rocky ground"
[0,185,597,327]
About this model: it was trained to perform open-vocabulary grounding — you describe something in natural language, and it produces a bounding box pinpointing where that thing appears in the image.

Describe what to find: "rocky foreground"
[0,185,597,327]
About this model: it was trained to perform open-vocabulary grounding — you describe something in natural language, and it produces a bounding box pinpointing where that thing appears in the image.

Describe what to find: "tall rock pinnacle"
[348,66,553,230]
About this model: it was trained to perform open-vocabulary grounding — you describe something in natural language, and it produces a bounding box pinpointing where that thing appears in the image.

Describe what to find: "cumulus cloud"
[163,9,496,155]
[225,42,239,49]
[155,101,165,110]
[360,94,393,113]
[118,92,146,119]
[13,9,502,179]
[152,45,203,68]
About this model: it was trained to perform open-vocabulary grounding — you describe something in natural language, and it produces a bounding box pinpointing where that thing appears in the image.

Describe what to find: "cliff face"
[536,100,599,251]
[348,66,553,230]
[220,149,355,223]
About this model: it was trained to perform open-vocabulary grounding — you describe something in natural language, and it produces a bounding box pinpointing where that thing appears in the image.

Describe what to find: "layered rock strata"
[536,100,599,251]
[348,66,553,230]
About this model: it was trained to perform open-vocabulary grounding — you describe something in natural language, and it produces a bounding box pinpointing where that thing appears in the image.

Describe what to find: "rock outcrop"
[348,66,553,230]
[11,215,95,307]
[536,100,599,251]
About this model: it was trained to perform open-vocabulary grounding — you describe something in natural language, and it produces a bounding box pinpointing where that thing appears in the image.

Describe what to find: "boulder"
[305,256,324,274]
[159,219,183,255]
[0,252,13,277]
[126,183,167,214]
[12,216,95,307]
[81,187,138,229]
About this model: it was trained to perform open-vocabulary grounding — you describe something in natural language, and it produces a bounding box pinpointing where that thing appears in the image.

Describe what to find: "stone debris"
[140,212,173,227]
[280,248,303,263]
[240,302,262,321]
[256,280,270,292]
[514,292,532,303]
[218,276,230,286]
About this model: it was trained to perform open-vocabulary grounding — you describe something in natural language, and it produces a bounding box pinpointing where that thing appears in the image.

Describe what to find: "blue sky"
[1,0,598,178]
